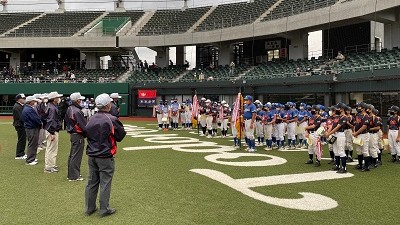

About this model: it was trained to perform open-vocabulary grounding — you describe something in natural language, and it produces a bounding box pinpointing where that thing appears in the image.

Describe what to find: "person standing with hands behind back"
[65,92,87,181]
[84,93,126,217]
[13,94,27,160]
[44,91,63,173]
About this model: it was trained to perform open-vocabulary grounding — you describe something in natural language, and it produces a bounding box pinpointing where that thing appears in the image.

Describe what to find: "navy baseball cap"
[244,95,253,101]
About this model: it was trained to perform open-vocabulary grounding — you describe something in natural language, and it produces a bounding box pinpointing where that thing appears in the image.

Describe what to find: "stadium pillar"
[84,53,100,69]
[288,33,308,60]
[9,53,20,70]
[219,44,232,66]
[384,22,400,50]
[154,47,169,68]
[176,46,185,66]
[1,0,8,12]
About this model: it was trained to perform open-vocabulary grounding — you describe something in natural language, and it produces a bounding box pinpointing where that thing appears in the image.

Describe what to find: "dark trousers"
[15,126,26,157]
[67,133,84,179]
[25,128,39,163]
[85,157,115,215]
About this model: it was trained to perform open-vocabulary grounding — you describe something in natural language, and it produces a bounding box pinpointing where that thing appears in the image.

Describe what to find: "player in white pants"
[285,102,298,149]
[387,105,400,162]
[353,102,371,172]
[344,106,355,162]
[296,103,309,149]
[368,105,381,168]
[325,103,348,174]
[220,104,230,138]
[243,95,257,152]
[275,104,285,149]
[304,105,323,166]
[255,102,265,146]
[155,101,163,129]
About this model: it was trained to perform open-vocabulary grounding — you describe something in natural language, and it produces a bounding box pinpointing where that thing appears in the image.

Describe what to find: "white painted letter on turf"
[204,153,287,167]
[190,169,354,211]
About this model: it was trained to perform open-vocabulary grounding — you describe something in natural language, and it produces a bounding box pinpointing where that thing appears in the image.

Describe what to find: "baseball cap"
[95,93,111,108]
[48,91,63,99]
[244,95,253,101]
[70,92,85,102]
[26,96,39,103]
[15,94,26,100]
[110,93,122,99]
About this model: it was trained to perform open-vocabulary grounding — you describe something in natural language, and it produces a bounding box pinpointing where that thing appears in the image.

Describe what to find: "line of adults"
[12,92,126,217]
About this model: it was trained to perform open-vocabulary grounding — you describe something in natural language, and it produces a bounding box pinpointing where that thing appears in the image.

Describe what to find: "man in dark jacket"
[109,93,121,118]
[84,93,126,217]
[44,91,63,173]
[65,92,87,181]
[21,96,42,165]
[13,94,26,159]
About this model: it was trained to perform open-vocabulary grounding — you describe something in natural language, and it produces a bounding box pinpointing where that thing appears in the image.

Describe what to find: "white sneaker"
[26,161,38,166]
[34,159,38,162]
[264,147,272,151]
[68,177,84,182]
[234,145,239,149]
[248,148,256,153]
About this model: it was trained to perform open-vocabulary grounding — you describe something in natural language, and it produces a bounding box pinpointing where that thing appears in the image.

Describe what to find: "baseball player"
[161,101,170,129]
[255,101,265,146]
[198,98,207,136]
[170,97,180,130]
[179,103,186,129]
[367,104,381,168]
[353,102,371,172]
[325,103,348,174]
[211,102,219,136]
[275,103,286,150]
[185,99,193,129]
[374,109,384,165]
[155,100,163,130]
[263,103,275,150]
[204,99,213,138]
[297,103,309,149]
[344,106,355,162]
[387,105,400,162]
[285,102,298,149]
[220,103,230,138]
[325,105,337,164]
[243,95,256,152]
[304,105,322,166]
[270,103,278,149]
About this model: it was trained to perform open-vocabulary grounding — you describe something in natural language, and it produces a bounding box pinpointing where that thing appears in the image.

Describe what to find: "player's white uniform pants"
[244,119,255,140]
[185,111,192,124]
[355,133,370,157]
[388,129,400,156]
[180,113,186,125]
[377,130,383,151]
[199,114,206,127]
[255,121,264,138]
[368,132,379,158]
[156,113,163,125]
[221,119,229,130]
[276,123,285,141]
[333,132,346,157]
[206,116,213,130]
[171,114,179,124]
[308,132,319,155]
[162,113,169,125]
[297,121,307,141]
[263,124,273,140]
[232,122,238,137]
[287,122,296,141]
[272,124,277,139]
[344,129,353,151]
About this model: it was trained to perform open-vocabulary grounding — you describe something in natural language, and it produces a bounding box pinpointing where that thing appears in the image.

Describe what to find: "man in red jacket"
[84,93,126,217]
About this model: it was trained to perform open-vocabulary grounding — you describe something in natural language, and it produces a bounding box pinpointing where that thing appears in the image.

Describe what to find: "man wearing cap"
[344,106,355,162]
[297,103,309,149]
[13,94,27,160]
[44,91,63,173]
[37,94,48,152]
[65,92,87,181]
[367,105,381,168]
[21,96,42,165]
[170,97,180,130]
[304,105,322,166]
[85,93,126,217]
[109,93,121,118]
[243,95,257,152]
[285,102,298,149]
[155,100,164,130]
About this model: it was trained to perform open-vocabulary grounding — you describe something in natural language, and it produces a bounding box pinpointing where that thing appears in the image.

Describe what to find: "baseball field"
[0,117,397,225]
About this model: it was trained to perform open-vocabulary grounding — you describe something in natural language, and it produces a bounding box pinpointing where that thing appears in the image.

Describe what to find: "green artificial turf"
[0,119,398,225]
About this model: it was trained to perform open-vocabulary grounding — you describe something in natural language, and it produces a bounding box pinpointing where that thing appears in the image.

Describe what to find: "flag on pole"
[192,95,199,118]
[231,93,241,122]
[219,103,224,122]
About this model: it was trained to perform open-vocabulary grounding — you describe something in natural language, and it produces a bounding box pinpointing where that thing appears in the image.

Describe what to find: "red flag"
[192,95,199,118]
[138,89,156,99]
[219,104,224,122]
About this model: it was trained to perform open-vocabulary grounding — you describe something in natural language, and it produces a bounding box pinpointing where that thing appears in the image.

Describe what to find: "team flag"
[231,93,242,122]
[192,95,199,118]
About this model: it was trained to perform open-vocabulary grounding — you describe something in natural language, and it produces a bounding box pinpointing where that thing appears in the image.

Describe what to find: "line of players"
[153,96,400,174]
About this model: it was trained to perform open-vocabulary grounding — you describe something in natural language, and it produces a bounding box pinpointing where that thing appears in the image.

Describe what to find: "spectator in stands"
[207,76,214,81]
[336,51,345,62]
[144,60,149,72]
[296,67,302,76]
[70,72,76,82]
[169,60,174,67]
[199,71,205,82]
[81,60,86,70]
[209,63,215,71]
[229,61,235,75]
[184,60,190,70]
[139,60,144,72]
[82,77,88,83]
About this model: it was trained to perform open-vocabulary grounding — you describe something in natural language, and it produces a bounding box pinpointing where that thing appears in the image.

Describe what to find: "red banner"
[138,89,156,99]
